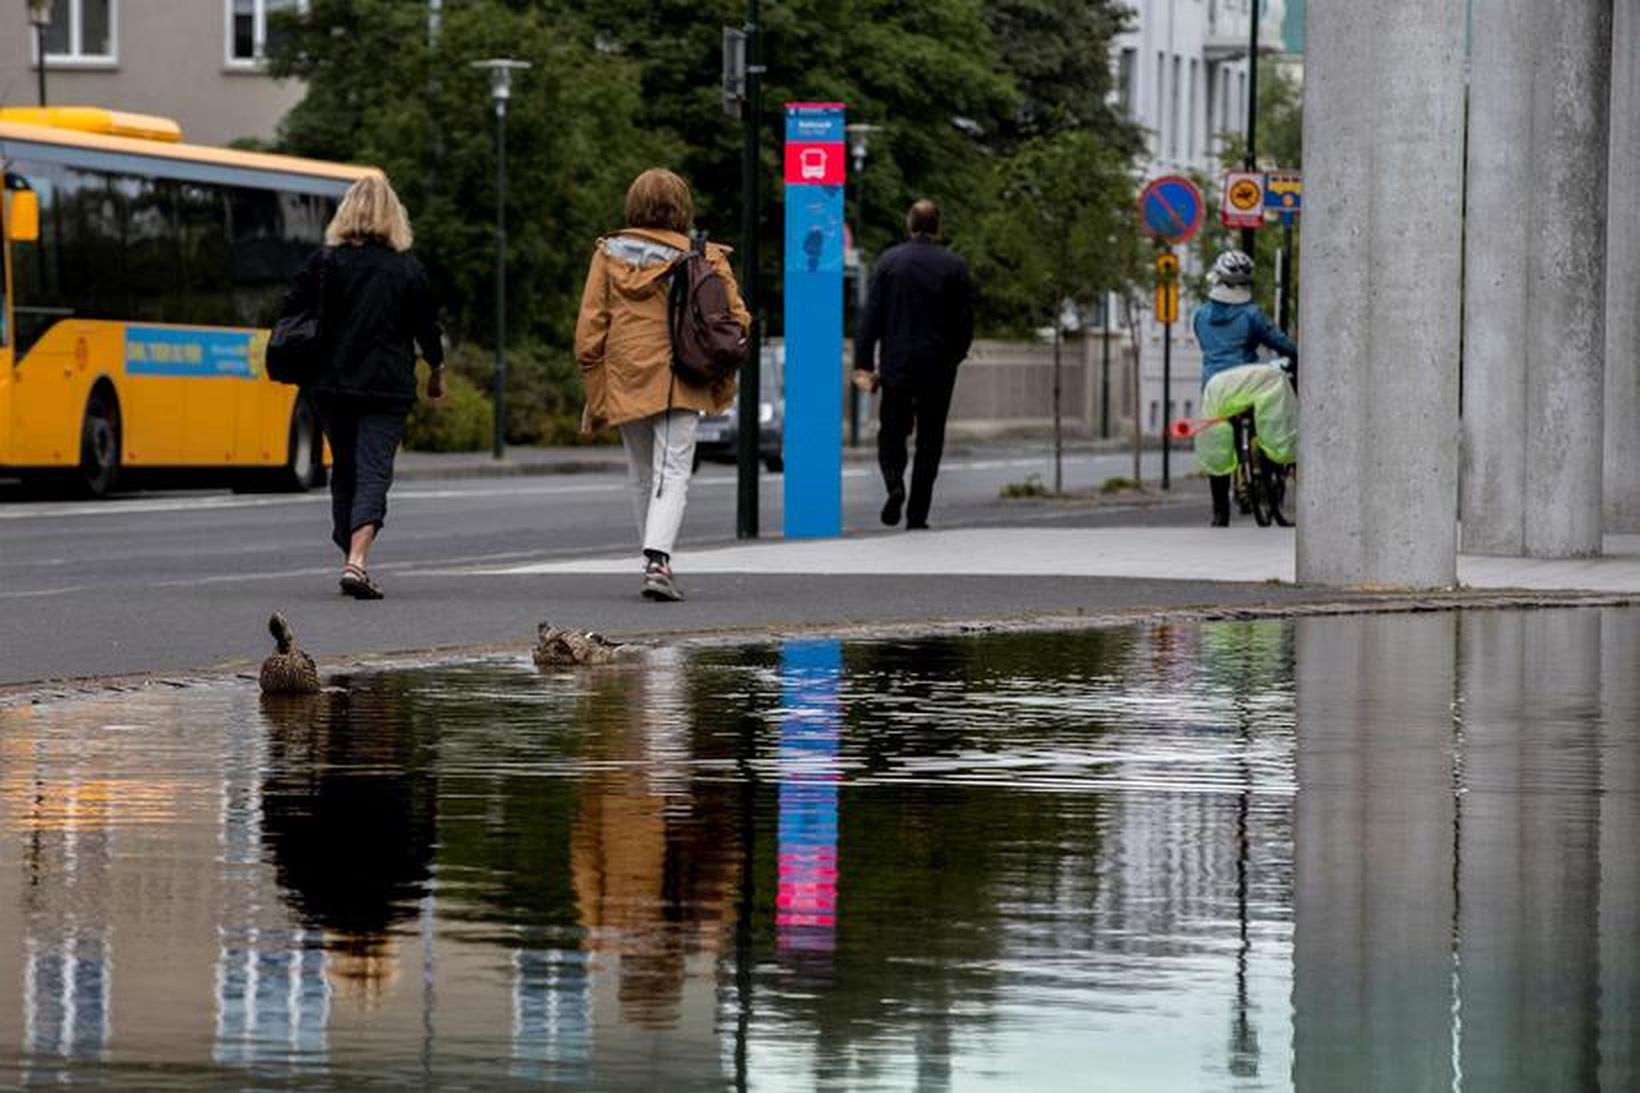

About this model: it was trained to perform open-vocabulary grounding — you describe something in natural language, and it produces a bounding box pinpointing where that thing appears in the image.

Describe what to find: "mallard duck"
[260,612,321,694]
[533,622,634,667]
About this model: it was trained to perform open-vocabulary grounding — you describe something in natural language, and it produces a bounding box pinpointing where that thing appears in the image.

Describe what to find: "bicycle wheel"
[1247,442,1274,527]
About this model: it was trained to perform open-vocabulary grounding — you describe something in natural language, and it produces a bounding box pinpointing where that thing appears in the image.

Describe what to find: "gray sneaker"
[641,561,684,602]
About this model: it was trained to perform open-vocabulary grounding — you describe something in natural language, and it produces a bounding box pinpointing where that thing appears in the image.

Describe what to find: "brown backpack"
[667,234,748,387]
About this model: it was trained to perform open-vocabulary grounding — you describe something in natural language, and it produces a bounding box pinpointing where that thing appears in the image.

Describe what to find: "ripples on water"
[0,610,1634,1089]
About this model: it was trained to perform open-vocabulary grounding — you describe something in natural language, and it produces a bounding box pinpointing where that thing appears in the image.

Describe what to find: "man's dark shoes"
[881,487,905,527]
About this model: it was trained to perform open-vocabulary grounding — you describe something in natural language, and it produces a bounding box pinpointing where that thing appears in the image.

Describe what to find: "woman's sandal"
[339,564,384,600]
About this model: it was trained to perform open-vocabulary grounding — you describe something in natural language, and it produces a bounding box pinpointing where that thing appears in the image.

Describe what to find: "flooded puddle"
[0,611,1635,1089]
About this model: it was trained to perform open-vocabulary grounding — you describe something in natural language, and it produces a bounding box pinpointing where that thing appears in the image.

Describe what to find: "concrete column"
[1459,0,1533,554]
[1292,615,1456,1089]
[1605,0,1640,529]
[1464,1,1613,556]
[1296,0,1467,587]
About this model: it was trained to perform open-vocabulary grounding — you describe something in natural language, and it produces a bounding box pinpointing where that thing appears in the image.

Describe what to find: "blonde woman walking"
[282,174,445,599]
[575,168,750,601]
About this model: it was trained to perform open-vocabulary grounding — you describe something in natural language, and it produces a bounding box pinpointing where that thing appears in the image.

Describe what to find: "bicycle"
[1229,357,1296,528]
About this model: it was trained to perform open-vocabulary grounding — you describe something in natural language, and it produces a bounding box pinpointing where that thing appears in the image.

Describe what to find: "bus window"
[178,182,232,326]
[9,163,65,357]
[119,173,178,324]
[1,185,8,349]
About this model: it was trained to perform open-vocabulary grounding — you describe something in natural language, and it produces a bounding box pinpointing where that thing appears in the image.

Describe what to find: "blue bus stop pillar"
[782,102,846,539]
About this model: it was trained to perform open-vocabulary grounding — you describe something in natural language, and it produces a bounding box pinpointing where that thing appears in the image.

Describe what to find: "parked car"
[694,344,784,472]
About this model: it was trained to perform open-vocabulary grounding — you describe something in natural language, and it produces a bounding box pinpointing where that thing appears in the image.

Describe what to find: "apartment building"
[0,0,305,146]
[1111,0,1297,437]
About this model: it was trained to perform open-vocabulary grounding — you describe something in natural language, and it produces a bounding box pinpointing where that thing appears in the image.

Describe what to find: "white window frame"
[33,0,119,67]
[224,0,308,69]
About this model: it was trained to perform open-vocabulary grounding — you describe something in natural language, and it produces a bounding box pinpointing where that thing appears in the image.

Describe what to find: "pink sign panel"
[784,142,845,186]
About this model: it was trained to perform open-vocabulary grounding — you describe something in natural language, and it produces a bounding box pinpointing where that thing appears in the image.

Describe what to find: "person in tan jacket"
[575,168,751,601]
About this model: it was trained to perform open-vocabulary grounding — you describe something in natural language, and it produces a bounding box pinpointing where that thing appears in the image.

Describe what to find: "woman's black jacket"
[283,241,444,404]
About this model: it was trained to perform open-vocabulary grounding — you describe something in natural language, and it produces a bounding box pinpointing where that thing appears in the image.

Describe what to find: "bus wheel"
[281,396,324,492]
[78,392,121,499]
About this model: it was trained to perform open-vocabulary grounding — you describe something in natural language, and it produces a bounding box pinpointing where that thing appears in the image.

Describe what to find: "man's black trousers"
[877,369,957,528]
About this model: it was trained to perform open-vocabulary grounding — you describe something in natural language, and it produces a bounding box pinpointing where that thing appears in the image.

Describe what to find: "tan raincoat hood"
[575,227,750,431]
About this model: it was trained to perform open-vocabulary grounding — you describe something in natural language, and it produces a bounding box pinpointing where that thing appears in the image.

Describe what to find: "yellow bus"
[0,107,374,496]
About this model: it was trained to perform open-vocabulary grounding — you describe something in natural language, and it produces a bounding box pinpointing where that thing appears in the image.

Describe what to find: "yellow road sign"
[1154,252,1180,324]
[1221,170,1266,230]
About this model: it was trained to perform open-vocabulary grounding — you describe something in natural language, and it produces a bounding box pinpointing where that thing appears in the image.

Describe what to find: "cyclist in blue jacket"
[1192,250,1298,526]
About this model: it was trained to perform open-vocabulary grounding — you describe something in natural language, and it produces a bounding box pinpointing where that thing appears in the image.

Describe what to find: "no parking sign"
[1138,175,1205,245]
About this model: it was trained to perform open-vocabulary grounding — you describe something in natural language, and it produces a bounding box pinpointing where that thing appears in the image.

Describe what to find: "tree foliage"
[267,0,1147,442]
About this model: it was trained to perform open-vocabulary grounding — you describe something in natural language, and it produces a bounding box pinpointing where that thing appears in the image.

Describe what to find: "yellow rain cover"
[1194,363,1298,476]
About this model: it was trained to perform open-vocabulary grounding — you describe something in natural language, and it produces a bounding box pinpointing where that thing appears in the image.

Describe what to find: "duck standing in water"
[260,612,322,694]
[533,623,636,667]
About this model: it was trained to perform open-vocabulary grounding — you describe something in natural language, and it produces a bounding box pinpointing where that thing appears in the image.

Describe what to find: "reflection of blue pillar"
[782,103,846,538]
[777,640,843,957]
[511,936,591,1081]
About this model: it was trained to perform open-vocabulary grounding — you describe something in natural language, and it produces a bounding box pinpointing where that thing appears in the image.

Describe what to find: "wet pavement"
[0,609,1635,1089]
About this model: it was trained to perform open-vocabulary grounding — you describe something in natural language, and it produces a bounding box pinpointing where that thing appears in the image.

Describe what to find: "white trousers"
[619,410,699,558]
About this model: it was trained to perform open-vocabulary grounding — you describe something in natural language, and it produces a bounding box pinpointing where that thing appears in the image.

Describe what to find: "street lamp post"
[471,59,530,461]
[28,0,51,107]
[843,123,879,449]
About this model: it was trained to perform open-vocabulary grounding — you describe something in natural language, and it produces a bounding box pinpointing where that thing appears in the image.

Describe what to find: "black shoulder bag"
[267,249,331,386]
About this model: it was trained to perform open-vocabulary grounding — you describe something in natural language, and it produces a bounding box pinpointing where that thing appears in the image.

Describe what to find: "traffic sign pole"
[1155,249,1180,491]
[1162,320,1173,491]
[1137,180,1200,494]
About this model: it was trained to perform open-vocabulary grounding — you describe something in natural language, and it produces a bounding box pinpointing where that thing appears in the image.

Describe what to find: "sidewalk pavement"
[11,520,1637,693]
[476,526,1640,596]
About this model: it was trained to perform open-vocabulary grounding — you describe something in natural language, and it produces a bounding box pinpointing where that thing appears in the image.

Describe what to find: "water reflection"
[0,612,1634,1088]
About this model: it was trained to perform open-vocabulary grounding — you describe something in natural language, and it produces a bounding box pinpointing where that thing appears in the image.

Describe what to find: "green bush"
[443,340,619,448]
[403,362,493,451]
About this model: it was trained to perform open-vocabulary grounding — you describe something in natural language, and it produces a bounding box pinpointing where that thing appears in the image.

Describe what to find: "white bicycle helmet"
[1210,249,1255,286]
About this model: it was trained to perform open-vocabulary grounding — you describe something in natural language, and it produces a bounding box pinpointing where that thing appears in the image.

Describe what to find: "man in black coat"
[853,199,975,529]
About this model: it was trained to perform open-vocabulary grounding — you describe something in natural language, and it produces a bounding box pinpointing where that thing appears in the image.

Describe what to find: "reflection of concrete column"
[1463,2,1612,556]
[1601,609,1640,1086]
[1606,0,1640,530]
[1457,611,1601,1087]
[1292,616,1455,1089]
[1296,0,1466,586]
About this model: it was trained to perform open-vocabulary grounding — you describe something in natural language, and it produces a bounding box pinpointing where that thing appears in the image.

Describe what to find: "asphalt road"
[0,448,1215,686]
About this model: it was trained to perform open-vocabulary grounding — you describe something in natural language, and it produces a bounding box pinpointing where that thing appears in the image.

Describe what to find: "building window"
[1187,59,1199,162]
[1117,49,1138,118]
[227,0,304,65]
[39,0,116,63]
[1170,55,1182,160]
[1155,51,1166,155]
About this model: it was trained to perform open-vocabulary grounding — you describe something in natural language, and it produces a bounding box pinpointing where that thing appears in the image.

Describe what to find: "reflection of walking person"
[803,226,824,272]
[853,200,974,529]
[282,175,445,599]
[575,169,750,601]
